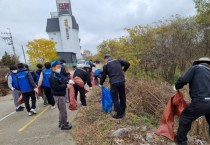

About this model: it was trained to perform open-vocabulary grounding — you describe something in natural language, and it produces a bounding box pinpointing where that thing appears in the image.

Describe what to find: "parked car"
[76,59,86,68]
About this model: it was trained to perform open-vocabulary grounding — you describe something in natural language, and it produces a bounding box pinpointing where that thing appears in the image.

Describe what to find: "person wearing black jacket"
[24,64,36,82]
[49,60,72,130]
[174,57,210,145]
[73,65,92,106]
[100,54,130,119]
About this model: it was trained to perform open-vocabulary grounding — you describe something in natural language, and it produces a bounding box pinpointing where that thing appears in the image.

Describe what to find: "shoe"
[61,123,72,130]
[112,114,124,119]
[43,103,48,106]
[51,106,56,110]
[174,137,188,145]
[19,106,25,109]
[28,112,33,116]
[59,122,69,128]
[16,107,24,112]
[30,109,37,114]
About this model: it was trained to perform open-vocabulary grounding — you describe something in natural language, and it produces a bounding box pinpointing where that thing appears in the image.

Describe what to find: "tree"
[82,49,93,60]
[26,39,59,65]
[194,0,210,25]
[0,51,19,66]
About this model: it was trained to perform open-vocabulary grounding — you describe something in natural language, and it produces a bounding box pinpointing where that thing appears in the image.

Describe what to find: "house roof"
[46,16,79,33]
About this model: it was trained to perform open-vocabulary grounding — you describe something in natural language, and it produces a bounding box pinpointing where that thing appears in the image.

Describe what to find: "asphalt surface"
[0,94,77,145]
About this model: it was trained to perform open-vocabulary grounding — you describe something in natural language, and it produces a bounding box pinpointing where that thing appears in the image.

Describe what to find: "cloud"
[0,0,196,59]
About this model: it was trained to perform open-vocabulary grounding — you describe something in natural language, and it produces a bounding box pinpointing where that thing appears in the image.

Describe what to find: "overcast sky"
[0,0,196,62]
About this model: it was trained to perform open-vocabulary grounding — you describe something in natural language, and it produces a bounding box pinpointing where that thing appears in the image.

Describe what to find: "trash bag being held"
[101,86,112,113]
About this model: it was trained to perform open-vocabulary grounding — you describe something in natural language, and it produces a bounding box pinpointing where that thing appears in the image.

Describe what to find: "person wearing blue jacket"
[94,69,103,85]
[38,62,55,109]
[7,65,24,112]
[16,63,38,116]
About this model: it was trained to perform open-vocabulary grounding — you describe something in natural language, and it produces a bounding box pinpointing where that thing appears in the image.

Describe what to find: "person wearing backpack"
[7,65,24,112]
[38,62,55,109]
[16,63,38,116]
[100,54,130,119]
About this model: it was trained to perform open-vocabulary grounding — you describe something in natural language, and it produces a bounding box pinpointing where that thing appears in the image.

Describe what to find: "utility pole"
[0,28,16,56]
[21,45,27,64]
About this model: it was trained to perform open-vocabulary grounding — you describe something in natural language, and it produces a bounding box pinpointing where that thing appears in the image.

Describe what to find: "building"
[46,0,82,64]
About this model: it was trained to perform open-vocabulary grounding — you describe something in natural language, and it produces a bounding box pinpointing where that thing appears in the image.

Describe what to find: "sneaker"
[30,109,37,114]
[61,123,72,130]
[51,106,56,110]
[28,112,33,116]
[16,107,24,112]
[19,106,25,109]
[112,114,124,119]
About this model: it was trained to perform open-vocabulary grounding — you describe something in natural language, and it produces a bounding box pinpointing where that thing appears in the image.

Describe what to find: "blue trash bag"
[101,86,113,113]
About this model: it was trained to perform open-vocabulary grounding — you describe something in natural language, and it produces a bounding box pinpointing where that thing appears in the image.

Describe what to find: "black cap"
[104,54,111,59]
[9,65,17,71]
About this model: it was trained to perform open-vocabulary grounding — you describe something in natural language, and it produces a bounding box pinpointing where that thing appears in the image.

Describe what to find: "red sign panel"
[59,3,70,10]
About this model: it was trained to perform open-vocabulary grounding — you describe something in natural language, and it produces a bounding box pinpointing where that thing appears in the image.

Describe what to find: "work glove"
[11,88,15,91]
[90,87,92,90]
[98,85,102,88]
[68,80,75,85]
[34,88,38,93]
[172,85,178,91]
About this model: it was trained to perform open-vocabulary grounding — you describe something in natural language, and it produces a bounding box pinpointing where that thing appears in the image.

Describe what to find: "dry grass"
[71,79,210,145]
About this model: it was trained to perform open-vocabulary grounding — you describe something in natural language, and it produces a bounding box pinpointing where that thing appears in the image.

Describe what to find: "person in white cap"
[174,57,210,145]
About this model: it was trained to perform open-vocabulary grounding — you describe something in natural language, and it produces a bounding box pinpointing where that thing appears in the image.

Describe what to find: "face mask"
[12,70,18,73]
[63,63,66,66]
[55,68,61,74]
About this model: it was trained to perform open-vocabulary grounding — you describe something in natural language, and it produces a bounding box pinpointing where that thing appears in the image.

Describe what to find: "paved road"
[0,94,77,145]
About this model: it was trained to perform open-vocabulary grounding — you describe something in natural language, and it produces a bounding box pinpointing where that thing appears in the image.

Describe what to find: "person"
[86,59,96,69]
[174,57,210,145]
[100,54,130,119]
[38,62,55,109]
[7,65,24,112]
[16,63,38,116]
[36,64,48,106]
[94,69,103,85]
[24,64,36,82]
[49,60,72,130]
[73,65,92,106]
[60,59,70,103]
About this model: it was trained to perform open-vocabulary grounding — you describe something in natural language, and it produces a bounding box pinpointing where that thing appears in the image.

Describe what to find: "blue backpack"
[101,86,113,113]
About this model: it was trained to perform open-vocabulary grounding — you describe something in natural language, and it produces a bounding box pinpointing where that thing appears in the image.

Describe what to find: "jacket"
[175,64,210,101]
[100,59,130,85]
[7,72,19,90]
[49,71,67,96]
[35,69,42,83]
[16,69,36,93]
[73,68,92,87]
[60,64,70,81]
[42,69,52,87]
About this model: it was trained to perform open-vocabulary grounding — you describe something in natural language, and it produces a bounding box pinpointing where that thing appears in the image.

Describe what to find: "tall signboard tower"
[46,0,82,64]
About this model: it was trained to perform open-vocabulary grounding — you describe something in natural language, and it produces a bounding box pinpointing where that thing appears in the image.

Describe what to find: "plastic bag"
[155,91,187,141]
[101,86,113,113]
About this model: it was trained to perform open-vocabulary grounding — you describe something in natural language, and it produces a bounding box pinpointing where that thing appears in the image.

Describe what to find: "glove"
[34,88,38,93]
[90,87,92,90]
[11,88,15,91]
[69,80,75,85]
[98,85,102,88]
[173,85,177,91]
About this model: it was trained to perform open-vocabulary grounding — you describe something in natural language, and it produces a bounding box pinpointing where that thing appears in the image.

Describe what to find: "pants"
[12,89,21,108]
[54,96,68,125]
[43,87,55,106]
[65,88,69,102]
[74,84,86,106]
[111,82,126,115]
[22,91,36,112]
[176,101,210,142]
[40,87,48,104]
